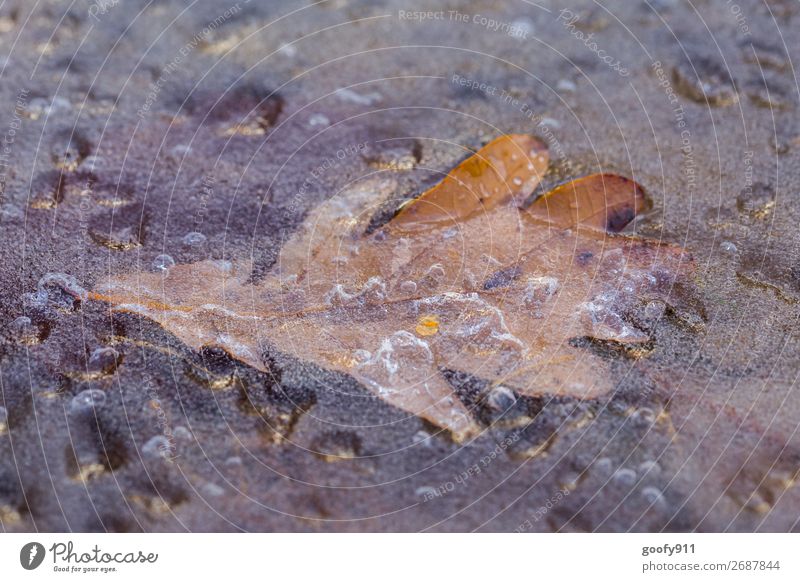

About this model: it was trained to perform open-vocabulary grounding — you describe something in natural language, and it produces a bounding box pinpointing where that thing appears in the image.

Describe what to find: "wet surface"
[1,0,800,532]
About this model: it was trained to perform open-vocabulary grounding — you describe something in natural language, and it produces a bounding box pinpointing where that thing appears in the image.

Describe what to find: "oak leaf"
[91,134,692,441]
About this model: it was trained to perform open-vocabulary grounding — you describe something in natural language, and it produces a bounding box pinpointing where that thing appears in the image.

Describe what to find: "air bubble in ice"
[152,254,176,273]
[88,347,120,376]
[400,280,417,294]
[361,277,386,301]
[638,460,661,476]
[631,407,657,427]
[82,155,104,171]
[325,285,353,307]
[142,435,173,460]
[612,468,637,487]
[523,276,559,311]
[426,264,446,279]
[415,486,437,499]
[309,113,330,127]
[486,386,516,411]
[336,88,382,106]
[37,272,88,311]
[201,482,225,497]
[556,79,577,92]
[324,276,386,308]
[594,457,613,475]
[510,17,534,39]
[278,43,297,57]
[412,430,432,446]
[27,96,71,119]
[182,231,207,246]
[641,486,665,506]
[173,426,194,442]
[21,291,48,312]
[170,144,192,157]
[70,389,107,413]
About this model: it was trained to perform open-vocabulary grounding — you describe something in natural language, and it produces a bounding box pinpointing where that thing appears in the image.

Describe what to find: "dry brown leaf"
[90,134,692,441]
[391,134,549,231]
[526,173,649,233]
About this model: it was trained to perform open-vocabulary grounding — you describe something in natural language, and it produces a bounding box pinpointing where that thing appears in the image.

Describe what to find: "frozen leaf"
[90,135,692,441]
[391,134,549,231]
[526,173,648,233]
